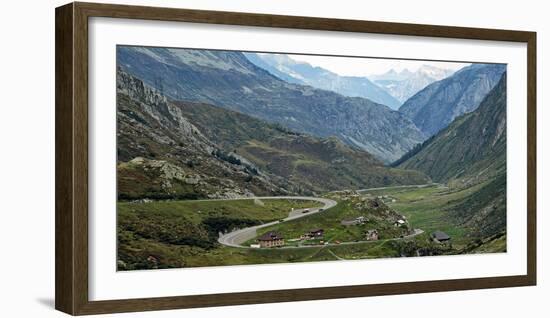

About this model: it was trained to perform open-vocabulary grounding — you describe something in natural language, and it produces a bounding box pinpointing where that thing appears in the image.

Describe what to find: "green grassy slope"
[448,174,506,238]
[364,184,484,245]
[363,181,506,246]
[462,232,506,254]
[117,198,322,270]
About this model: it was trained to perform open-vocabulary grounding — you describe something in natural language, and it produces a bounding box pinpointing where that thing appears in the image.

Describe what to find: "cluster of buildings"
[254,229,326,248]
[253,229,451,248]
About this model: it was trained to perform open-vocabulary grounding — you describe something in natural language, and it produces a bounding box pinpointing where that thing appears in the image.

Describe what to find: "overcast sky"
[286,53,471,77]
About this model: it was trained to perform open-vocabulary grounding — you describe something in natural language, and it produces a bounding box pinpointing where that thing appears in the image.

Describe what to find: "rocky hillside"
[396,73,506,183]
[244,52,401,109]
[396,74,507,238]
[117,70,293,200]
[451,174,506,239]
[399,64,506,136]
[117,46,426,163]
[117,70,429,199]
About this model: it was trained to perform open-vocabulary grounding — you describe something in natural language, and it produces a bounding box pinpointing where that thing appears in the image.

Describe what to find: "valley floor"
[117,183,506,270]
[361,184,476,247]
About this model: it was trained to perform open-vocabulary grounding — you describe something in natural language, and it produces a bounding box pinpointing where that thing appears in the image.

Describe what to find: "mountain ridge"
[399,63,506,136]
[397,73,506,183]
[117,46,426,162]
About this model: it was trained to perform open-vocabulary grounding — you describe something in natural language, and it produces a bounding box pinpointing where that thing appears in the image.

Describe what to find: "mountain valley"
[115,46,509,269]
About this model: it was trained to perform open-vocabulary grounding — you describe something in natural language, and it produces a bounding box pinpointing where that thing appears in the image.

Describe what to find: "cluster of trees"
[117,214,259,271]
[119,213,261,252]
[118,212,215,250]
[212,149,259,181]
[212,149,242,165]
[272,122,301,136]
[202,216,260,239]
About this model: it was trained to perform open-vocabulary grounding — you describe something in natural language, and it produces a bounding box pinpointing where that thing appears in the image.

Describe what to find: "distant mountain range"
[395,73,507,237]
[116,69,429,199]
[117,47,426,162]
[399,63,506,136]
[244,53,401,109]
[370,65,456,104]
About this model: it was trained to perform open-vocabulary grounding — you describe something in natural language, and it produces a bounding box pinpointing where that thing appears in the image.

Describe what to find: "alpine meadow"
[115,46,507,270]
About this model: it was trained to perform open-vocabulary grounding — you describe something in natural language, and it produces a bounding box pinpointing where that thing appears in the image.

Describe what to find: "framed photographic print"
[55,2,537,315]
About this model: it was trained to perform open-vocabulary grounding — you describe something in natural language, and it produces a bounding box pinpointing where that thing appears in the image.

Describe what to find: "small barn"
[431,231,451,243]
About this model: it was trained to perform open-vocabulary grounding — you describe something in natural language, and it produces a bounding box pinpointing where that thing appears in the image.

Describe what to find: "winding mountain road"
[216,195,425,250]
[217,196,337,248]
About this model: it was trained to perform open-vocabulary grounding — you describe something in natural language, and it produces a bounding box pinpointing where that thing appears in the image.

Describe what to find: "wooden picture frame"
[55,2,537,315]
